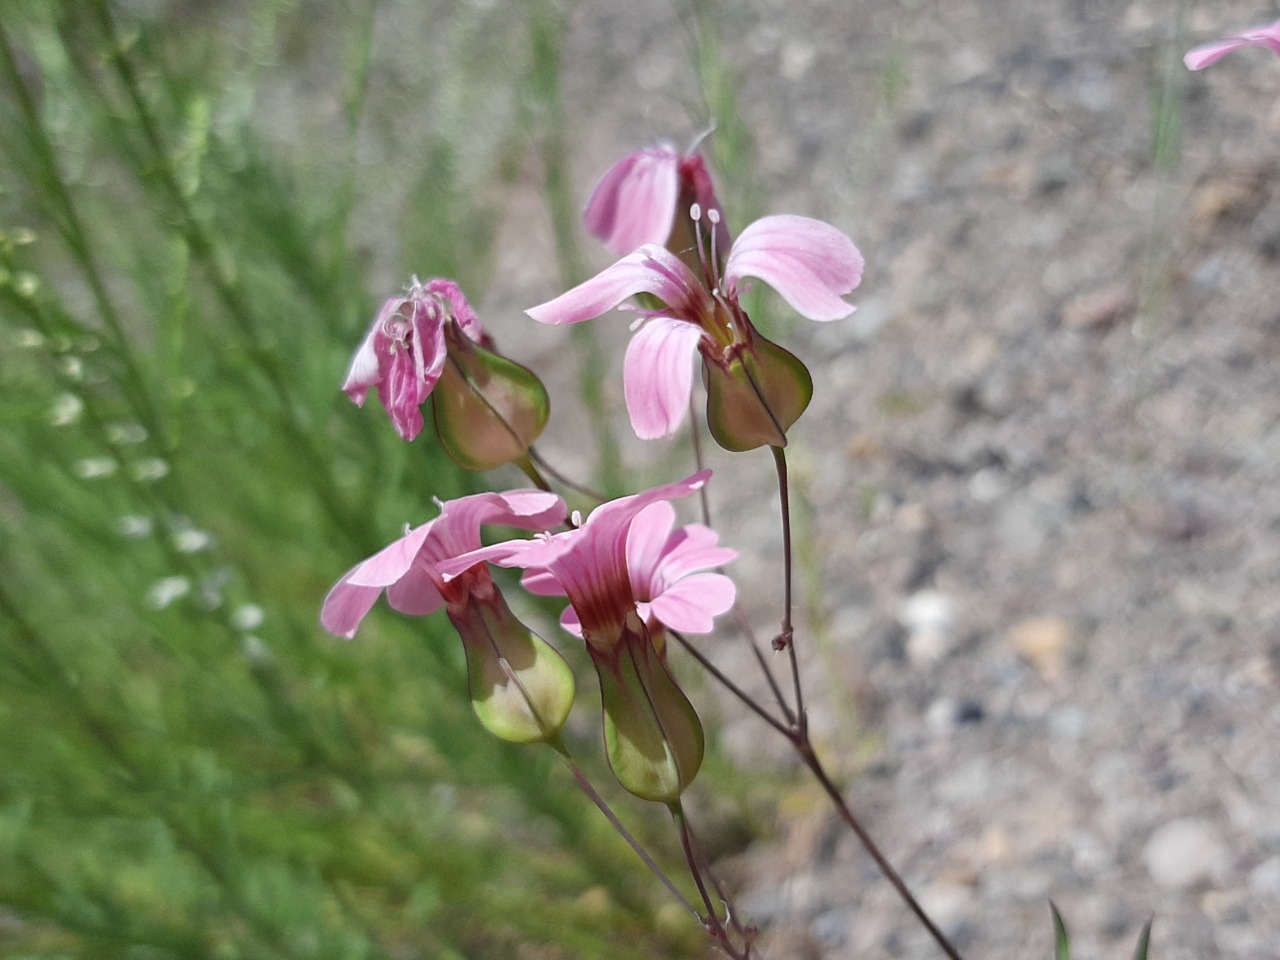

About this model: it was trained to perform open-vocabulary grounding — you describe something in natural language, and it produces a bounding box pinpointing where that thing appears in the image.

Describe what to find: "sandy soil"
[501,1,1280,957]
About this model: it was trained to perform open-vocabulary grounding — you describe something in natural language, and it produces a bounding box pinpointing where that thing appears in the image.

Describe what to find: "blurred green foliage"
[0,1,701,956]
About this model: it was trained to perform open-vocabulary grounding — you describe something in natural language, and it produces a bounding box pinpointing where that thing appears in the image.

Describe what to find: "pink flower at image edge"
[1185,19,1280,70]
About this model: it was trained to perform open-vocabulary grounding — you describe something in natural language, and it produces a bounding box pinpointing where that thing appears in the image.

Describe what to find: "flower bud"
[433,324,550,471]
[594,612,704,802]
[446,583,575,744]
[703,331,813,452]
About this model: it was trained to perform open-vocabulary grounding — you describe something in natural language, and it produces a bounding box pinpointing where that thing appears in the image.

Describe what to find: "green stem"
[771,445,805,730]
[668,800,748,959]
[548,740,697,917]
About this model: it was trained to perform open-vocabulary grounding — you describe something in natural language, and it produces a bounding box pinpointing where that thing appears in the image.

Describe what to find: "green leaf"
[1050,901,1070,960]
[1132,917,1153,960]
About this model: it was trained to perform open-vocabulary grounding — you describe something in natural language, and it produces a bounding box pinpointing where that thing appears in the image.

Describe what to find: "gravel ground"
[499,1,1280,958]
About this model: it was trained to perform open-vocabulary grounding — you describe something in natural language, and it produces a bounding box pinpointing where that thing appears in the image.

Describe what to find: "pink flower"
[584,144,731,259]
[321,488,564,636]
[1185,19,1280,70]
[527,212,863,443]
[342,278,490,442]
[443,472,724,645]
[440,471,726,800]
[320,489,574,744]
[521,500,736,641]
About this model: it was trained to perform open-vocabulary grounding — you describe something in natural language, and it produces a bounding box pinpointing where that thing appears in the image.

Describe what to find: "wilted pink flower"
[527,211,863,444]
[321,489,573,744]
[441,471,724,800]
[342,278,490,442]
[521,499,736,641]
[1185,19,1280,70]
[584,144,731,260]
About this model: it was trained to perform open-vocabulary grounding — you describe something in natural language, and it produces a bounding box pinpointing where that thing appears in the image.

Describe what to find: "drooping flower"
[321,490,574,744]
[441,471,729,802]
[527,211,863,450]
[584,144,731,266]
[521,499,736,652]
[1185,19,1280,70]
[343,278,549,470]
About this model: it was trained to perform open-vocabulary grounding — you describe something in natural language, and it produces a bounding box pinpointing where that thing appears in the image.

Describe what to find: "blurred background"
[2,1,1278,959]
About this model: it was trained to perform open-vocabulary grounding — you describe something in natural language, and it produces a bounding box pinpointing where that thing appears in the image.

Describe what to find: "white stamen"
[570,510,583,528]
[689,202,702,222]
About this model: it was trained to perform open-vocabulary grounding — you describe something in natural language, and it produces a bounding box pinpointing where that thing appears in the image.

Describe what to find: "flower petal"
[623,318,705,439]
[340,310,387,406]
[583,146,681,255]
[320,568,385,639]
[346,524,435,588]
[650,524,737,587]
[526,245,709,326]
[342,523,445,618]
[626,502,678,595]
[431,490,566,560]
[725,215,864,322]
[1186,21,1280,70]
[649,572,736,634]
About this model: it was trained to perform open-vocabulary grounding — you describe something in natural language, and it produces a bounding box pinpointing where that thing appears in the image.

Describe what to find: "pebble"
[1008,615,1073,683]
[1248,856,1280,896]
[899,590,955,665]
[1059,283,1134,330]
[1142,818,1231,890]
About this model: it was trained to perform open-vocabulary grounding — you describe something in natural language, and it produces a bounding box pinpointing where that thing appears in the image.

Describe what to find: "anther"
[689,202,702,222]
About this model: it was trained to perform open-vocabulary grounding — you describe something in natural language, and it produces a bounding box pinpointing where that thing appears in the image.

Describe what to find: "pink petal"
[343,523,445,617]
[423,278,489,345]
[559,604,583,637]
[649,572,736,634]
[651,524,737,586]
[526,245,709,327]
[623,318,705,439]
[626,502,679,594]
[346,524,435,588]
[1185,23,1280,70]
[583,147,681,255]
[431,490,567,560]
[521,567,566,597]
[320,568,384,639]
[725,215,864,322]
[341,318,384,405]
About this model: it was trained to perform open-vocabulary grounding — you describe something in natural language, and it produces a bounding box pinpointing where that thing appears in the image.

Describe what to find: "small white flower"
[242,635,272,663]
[132,458,170,482]
[172,528,213,553]
[107,422,148,445]
[74,457,117,479]
[118,515,154,538]
[146,576,191,609]
[231,604,265,631]
[50,393,84,426]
